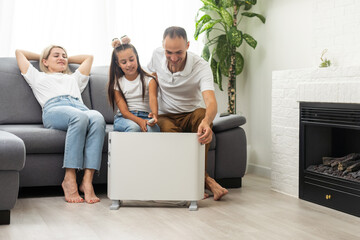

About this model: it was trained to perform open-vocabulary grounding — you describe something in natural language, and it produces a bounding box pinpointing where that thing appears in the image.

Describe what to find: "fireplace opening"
[299,102,360,217]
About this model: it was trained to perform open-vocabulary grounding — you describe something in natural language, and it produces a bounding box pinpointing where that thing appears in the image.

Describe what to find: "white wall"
[240,0,360,179]
[229,0,313,177]
[312,0,360,67]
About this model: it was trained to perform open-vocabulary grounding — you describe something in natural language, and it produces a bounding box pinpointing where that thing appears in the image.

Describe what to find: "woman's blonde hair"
[39,45,72,74]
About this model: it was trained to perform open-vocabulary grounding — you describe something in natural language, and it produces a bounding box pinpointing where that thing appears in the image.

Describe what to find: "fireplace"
[299,102,360,217]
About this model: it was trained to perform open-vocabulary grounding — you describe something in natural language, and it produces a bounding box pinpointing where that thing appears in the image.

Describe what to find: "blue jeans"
[42,95,106,170]
[114,110,160,132]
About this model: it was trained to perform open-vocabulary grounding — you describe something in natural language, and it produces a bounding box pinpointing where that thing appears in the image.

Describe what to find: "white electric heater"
[107,132,205,210]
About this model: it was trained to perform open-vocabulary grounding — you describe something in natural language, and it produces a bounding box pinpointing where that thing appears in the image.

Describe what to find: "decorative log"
[309,152,360,181]
[322,153,360,167]
[347,161,360,172]
[342,162,360,176]
[338,159,360,171]
[322,157,335,166]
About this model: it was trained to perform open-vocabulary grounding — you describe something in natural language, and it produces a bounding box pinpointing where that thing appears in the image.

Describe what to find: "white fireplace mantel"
[271,66,360,197]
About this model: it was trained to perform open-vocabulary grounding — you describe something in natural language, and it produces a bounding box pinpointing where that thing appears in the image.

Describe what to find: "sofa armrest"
[212,114,246,133]
[0,131,26,171]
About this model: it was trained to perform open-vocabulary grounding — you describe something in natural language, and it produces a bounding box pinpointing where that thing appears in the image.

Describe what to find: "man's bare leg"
[79,169,100,204]
[205,175,228,201]
[62,168,84,203]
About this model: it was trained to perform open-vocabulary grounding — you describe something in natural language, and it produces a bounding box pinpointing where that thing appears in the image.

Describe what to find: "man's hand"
[197,120,213,145]
[199,90,217,145]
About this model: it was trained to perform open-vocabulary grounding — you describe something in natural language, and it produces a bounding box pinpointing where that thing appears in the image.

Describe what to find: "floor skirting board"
[246,164,271,179]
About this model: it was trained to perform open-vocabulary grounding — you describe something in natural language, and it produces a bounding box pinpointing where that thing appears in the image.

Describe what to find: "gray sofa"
[0,57,246,222]
[0,130,25,225]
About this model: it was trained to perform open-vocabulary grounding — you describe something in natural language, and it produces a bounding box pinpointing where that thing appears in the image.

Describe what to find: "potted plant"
[194,0,265,114]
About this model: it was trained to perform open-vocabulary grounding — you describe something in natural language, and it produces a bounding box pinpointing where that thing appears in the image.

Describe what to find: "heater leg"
[110,200,121,210]
[189,201,198,211]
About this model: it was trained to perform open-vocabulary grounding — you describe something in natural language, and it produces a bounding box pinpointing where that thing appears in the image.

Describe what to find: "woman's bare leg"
[79,169,100,204]
[62,168,84,203]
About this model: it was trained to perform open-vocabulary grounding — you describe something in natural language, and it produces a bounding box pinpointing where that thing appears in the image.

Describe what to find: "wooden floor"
[1,174,360,240]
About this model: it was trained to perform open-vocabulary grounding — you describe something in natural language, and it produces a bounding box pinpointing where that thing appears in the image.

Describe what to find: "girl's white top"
[115,74,154,113]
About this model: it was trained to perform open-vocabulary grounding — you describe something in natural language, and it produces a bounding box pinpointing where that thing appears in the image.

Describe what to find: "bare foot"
[79,182,100,204]
[205,176,228,201]
[203,192,210,199]
[61,180,84,203]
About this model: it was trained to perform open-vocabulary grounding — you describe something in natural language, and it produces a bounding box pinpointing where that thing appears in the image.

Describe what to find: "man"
[147,26,228,200]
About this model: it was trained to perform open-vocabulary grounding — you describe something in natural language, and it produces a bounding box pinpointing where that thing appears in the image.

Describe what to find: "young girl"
[108,36,160,132]
[15,46,106,204]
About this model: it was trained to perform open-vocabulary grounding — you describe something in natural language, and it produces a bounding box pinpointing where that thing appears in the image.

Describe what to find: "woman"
[108,36,160,132]
[15,46,106,204]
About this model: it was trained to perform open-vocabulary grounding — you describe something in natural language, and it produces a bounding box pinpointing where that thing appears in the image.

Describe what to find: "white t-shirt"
[115,74,155,113]
[147,47,214,114]
[22,64,89,107]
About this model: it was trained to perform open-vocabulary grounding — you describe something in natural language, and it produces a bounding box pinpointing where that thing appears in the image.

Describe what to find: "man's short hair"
[163,26,188,42]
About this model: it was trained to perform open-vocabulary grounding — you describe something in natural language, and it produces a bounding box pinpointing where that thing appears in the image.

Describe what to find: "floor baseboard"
[246,164,271,179]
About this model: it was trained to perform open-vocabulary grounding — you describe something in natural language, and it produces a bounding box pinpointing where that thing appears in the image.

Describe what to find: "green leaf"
[196,14,211,28]
[227,27,242,47]
[202,45,210,61]
[216,61,223,90]
[220,52,244,77]
[210,56,218,83]
[219,0,234,8]
[234,0,244,6]
[206,28,211,39]
[219,55,229,77]
[241,12,266,23]
[194,22,204,40]
[199,19,221,35]
[199,5,221,14]
[234,52,244,75]
[245,0,257,5]
[194,14,212,40]
[209,53,223,91]
[201,0,219,9]
[235,0,256,9]
[244,3,252,10]
[220,8,233,27]
[243,33,257,49]
[216,35,231,61]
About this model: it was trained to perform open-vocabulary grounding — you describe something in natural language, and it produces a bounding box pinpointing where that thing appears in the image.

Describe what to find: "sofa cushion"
[89,66,115,123]
[0,58,42,124]
[0,124,113,154]
[0,125,66,154]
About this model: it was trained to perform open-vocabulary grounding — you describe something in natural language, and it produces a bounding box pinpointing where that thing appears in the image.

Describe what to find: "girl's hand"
[147,112,158,127]
[138,118,148,132]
